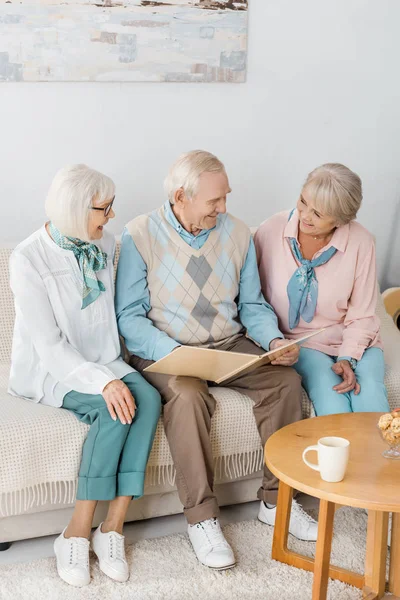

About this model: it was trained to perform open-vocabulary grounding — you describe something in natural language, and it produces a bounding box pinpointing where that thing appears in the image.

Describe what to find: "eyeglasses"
[91,196,115,217]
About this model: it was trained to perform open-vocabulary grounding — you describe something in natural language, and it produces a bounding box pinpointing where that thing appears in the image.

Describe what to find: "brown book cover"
[144,329,325,384]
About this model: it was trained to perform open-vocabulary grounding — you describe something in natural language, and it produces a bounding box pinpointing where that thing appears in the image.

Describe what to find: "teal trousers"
[62,373,161,501]
[294,347,390,416]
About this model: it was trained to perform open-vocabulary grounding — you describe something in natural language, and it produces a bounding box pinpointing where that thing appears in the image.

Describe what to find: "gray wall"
[1,0,399,285]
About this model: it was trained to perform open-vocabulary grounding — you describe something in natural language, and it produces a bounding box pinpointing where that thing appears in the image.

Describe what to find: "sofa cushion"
[0,361,266,517]
[2,356,400,518]
[1,243,400,520]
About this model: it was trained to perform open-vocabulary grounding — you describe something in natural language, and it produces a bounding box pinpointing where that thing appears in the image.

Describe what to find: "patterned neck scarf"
[49,222,107,309]
[287,211,337,329]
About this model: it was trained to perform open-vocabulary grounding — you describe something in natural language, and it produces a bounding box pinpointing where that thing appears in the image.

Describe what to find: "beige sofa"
[1,242,400,549]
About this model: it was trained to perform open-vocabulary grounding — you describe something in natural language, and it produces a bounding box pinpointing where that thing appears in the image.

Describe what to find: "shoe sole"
[206,562,236,571]
[98,559,129,583]
[56,563,90,587]
[257,516,317,543]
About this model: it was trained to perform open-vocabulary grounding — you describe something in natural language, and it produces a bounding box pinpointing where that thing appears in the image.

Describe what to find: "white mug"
[302,436,350,483]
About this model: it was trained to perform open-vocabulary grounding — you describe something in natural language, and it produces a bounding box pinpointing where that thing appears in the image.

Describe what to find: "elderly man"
[115,150,318,570]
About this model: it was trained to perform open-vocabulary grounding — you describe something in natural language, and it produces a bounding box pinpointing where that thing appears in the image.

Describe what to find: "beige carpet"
[0,507,384,600]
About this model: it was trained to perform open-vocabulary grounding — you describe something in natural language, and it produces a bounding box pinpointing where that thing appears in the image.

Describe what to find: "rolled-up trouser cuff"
[184,497,220,525]
[77,471,146,501]
[77,475,117,501]
[117,471,145,499]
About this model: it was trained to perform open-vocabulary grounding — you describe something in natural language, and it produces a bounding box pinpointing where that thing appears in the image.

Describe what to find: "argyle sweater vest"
[125,206,251,347]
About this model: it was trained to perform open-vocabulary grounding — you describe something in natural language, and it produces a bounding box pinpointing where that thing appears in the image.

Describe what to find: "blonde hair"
[164,150,226,203]
[45,164,115,241]
[302,163,362,225]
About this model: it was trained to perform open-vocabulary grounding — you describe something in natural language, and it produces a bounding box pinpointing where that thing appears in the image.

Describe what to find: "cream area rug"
[0,508,379,600]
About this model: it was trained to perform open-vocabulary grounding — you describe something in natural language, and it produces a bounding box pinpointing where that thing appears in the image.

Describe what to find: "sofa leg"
[0,542,11,551]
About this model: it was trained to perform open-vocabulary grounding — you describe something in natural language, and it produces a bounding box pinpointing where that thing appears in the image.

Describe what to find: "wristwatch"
[348,358,357,371]
[338,356,357,371]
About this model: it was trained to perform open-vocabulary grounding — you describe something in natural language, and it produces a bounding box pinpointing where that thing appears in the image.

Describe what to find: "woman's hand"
[269,338,299,366]
[102,379,136,424]
[332,360,360,395]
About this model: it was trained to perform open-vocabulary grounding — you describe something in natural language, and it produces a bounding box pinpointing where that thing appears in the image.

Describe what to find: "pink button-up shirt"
[254,210,382,361]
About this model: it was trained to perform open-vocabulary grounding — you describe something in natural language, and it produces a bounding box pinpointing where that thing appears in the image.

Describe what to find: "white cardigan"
[8,226,133,407]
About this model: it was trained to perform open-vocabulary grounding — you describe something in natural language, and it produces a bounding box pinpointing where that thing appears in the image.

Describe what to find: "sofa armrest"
[377,291,400,371]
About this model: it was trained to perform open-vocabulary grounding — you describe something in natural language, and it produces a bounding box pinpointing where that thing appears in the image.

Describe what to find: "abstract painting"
[0,0,248,82]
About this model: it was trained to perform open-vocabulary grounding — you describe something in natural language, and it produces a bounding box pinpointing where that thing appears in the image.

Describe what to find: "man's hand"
[332,360,360,395]
[269,338,299,366]
[102,379,137,424]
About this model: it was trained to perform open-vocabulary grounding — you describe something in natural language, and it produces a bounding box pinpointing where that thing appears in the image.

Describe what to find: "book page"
[144,345,260,381]
[144,329,325,383]
[216,329,325,384]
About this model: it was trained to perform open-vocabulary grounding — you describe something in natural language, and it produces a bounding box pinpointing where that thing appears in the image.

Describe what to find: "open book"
[144,329,324,385]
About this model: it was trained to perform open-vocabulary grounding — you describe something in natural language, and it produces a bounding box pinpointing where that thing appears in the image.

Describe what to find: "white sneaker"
[188,518,236,570]
[91,523,129,583]
[258,498,318,541]
[53,528,90,587]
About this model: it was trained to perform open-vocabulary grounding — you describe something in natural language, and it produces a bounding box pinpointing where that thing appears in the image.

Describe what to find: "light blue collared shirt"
[115,202,283,362]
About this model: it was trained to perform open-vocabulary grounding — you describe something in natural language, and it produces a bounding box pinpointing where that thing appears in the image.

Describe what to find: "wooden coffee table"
[265,412,400,600]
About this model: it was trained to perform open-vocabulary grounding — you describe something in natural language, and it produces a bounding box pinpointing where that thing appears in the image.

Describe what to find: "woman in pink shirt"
[254,163,389,416]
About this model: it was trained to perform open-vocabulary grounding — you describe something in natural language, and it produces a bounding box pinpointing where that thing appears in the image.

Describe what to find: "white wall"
[1,0,399,285]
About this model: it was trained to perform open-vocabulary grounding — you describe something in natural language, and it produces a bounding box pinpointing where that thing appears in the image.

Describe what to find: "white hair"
[45,164,115,241]
[164,150,226,203]
[302,163,362,225]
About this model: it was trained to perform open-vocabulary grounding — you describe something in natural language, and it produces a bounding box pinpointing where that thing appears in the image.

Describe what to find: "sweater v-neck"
[159,205,221,258]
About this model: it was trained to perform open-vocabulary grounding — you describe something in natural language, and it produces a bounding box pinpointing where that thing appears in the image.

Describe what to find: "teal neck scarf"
[49,222,107,309]
[287,210,337,329]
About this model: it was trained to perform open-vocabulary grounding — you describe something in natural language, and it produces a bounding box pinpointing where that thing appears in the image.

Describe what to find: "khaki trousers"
[130,335,303,525]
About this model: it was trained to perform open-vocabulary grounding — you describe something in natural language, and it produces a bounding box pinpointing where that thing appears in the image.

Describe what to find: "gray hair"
[164,150,226,203]
[45,164,115,241]
[302,163,363,225]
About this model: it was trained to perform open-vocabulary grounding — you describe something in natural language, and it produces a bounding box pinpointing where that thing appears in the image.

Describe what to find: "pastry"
[390,417,400,434]
[378,412,400,445]
[384,430,399,445]
[378,413,393,430]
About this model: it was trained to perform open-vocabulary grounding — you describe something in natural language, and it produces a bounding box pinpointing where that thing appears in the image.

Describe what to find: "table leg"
[312,500,335,600]
[363,510,389,600]
[272,480,293,560]
[389,512,400,596]
[271,482,364,589]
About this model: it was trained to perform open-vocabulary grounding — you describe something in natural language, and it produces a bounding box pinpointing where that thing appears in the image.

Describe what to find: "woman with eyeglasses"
[8,164,161,587]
